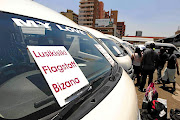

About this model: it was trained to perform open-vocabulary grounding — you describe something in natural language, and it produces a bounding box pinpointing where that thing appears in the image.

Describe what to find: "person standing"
[139,43,158,92]
[162,48,179,92]
[131,47,142,86]
[155,47,168,84]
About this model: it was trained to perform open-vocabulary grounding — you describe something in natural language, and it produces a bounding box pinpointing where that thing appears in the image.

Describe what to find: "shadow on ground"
[159,86,176,94]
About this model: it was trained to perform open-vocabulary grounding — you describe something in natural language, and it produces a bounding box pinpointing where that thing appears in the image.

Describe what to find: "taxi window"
[101,38,125,57]
[0,12,112,119]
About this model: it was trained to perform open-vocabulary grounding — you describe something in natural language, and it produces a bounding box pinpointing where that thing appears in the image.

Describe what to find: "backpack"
[150,100,167,120]
[141,100,167,120]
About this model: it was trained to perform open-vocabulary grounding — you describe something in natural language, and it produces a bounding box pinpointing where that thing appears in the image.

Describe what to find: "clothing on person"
[133,66,141,85]
[162,68,176,82]
[139,43,158,92]
[158,50,168,68]
[156,48,168,83]
[167,54,177,69]
[132,53,142,66]
[161,49,179,91]
[131,47,142,86]
[141,70,154,89]
[157,67,163,82]
[141,48,158,71]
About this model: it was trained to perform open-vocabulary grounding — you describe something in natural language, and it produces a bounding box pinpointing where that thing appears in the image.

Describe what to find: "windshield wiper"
[34,85,92,109]
[34,95,55,108]
[33,69,112,109]
[51,85,92,120]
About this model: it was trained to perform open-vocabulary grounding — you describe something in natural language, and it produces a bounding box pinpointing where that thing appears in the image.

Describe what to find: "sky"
[34,0,180,37]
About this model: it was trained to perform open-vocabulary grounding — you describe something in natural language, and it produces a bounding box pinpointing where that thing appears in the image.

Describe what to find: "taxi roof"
[80,26,109,39]
[0,0,82,30]
[105,34,123,42]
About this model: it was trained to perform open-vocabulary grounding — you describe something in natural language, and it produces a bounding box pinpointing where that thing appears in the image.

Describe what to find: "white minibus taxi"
[80,26,134,78]
[105,34,135,57]
[0,0,140,119]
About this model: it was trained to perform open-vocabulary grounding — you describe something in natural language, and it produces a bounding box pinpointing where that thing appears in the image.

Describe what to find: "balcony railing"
[79,8,94,11]
[78,21,93,24]
[78,17,93,19]
[79,12,93,15]
[80,0,94,3]
[79,4,94,7]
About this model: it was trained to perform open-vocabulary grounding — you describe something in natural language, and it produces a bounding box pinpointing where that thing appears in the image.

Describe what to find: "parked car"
[0,0,140,120]
[145,42,180,58]
[105,34,134,57]
[134,44,146,52]
[80,26,134,78]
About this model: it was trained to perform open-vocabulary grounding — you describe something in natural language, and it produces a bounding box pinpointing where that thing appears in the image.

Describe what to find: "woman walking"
[131,47,142,86]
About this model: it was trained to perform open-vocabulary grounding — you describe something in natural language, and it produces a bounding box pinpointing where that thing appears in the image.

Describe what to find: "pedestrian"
[155,47,168,84]
[139,43,158,92]
[161,48,179,92]
[131,47,142,86]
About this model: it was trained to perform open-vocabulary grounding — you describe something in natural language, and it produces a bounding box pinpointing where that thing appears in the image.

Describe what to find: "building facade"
[104,11,110,18]
[61,9,78,24]
[78,0,123,38]
[95,9,119,37]
[78,0,100,28]
[98,1,104,19]
[117,22,126,38]
[110,10,118,25]
[96,25,117,36]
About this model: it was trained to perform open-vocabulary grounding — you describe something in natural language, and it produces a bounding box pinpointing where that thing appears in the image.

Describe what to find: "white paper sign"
[94,44,115,66]
[113,46,121,55]
[27,46,89,107]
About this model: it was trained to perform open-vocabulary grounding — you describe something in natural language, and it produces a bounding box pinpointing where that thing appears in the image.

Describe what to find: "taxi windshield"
[0,12,112,119]
[122,42,134,52]
[101,38,125,57]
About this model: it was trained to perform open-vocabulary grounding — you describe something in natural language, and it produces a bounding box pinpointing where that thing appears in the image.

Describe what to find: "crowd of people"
[132,43,179,93]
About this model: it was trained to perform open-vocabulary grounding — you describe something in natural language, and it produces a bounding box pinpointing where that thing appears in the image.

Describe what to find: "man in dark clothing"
[139,43,158,92]
[162,48,179,91]
[155,47,168,84]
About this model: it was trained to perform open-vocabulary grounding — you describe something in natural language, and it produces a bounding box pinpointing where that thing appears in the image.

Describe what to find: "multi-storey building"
[117,22,126,38]
[99,1,104,19]
[61,9,78,24]
[78,0,123,38]
[110,10,118,25]
[78,0,99,28]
